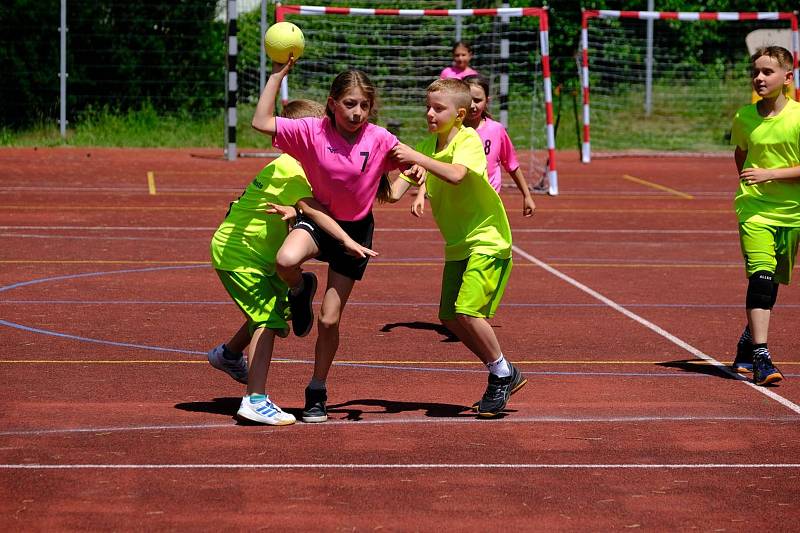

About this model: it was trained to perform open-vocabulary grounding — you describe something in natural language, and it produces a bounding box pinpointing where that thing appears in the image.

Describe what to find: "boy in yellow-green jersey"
[388,78,526,417]
[730,46,800,386]
[208,99,377,425]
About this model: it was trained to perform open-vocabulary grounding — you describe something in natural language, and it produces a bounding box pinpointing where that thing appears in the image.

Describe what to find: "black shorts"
[293,211,374,281]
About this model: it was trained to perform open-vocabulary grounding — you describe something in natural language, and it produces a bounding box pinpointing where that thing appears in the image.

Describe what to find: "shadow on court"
[175,397,240,417]
[380,321,459,342]
[326,398,504,420]
[175,397,514,421]
[656,359,744,380]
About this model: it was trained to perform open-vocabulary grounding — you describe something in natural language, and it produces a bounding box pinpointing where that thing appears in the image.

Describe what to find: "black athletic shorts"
[293,211,374,281]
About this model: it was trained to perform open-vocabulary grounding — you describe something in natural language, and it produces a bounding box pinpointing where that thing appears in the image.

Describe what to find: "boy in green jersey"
[208,99,377,425]
[388,78,527,417]
[730,46,800,386]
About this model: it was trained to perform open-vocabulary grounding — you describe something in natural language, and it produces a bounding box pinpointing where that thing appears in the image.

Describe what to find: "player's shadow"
[380,321,459,342]
[656,359,743,380]
[326,398,499,421]
[175,397,241,418]
[174,398,513,422]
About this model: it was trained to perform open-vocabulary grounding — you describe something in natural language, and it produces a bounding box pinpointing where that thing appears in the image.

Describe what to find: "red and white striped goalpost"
[579,9,800,164]
[276,4,558,195]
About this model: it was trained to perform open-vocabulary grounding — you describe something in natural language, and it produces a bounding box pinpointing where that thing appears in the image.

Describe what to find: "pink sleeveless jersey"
[439,66,479,80]
[475,118,520,193]
[274,116,399,221]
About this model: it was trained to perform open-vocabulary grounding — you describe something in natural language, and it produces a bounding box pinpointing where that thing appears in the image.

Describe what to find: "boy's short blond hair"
[281,99,326,119]
[426,78,472,114]
[751,46,793,72]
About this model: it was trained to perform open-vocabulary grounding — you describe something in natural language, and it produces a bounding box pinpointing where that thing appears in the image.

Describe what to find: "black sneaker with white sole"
[302,386,328,423]
[476,363,527,418]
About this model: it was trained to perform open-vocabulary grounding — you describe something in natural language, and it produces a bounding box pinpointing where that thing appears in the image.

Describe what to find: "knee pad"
[746,271,777,309]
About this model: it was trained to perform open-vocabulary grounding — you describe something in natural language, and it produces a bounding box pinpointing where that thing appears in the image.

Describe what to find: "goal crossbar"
[579,9,800,163]
[276,3,558,195]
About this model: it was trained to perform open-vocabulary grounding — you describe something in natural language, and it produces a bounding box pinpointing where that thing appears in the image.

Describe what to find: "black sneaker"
[302,386,328,423]
[476,363,527,418]
[288,272,317,337]
[753,354,783,386]
[732,341,753,374]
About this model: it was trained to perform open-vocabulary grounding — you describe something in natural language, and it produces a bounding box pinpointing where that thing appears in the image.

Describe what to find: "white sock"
[486,354,511,377]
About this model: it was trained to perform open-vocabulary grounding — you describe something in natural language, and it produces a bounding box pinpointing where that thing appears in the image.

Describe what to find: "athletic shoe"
[476,363,528,418]
[236,396,296,426]
[753,354,783,386]
[732,341,754,374]
[289,272,317,337]
[207,343,248,384]
[302,386,328,423]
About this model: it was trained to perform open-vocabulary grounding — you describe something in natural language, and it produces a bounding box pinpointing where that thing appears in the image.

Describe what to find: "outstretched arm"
[251,59,295,136]
[508,168,536,217]
[411,182,427,217]
[391,143,467,185]
[295,197,378,258]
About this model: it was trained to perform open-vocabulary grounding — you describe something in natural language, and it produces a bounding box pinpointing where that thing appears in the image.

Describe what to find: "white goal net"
[580,10,799,161]
[238,2,557,194]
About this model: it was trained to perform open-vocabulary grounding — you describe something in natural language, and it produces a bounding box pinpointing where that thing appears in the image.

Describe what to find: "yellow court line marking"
[146,171,157,195]
[621,174,694,199]
[3,360,795,365]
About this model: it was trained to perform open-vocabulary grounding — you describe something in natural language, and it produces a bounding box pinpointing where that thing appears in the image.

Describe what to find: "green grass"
[2,84,752,153]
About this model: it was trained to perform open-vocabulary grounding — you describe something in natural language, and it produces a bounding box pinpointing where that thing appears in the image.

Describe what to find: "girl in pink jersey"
[439,41,479,80]
[412,75,535,218]
[252,59,399,423]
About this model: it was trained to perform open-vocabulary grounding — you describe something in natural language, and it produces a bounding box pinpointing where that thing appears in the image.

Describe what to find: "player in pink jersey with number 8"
[252,58,400,423]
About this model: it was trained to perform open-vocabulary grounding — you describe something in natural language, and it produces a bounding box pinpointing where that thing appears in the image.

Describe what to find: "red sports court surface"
[1,147,798,530]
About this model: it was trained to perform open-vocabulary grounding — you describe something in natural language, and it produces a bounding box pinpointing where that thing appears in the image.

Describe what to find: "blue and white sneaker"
[237,395,296,426]
[208,344,248,384]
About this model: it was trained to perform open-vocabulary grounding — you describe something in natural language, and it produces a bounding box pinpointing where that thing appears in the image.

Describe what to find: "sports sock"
[753,344,771,361]
[486,354,511,378]
[249,393,267,404]
[222,344,243,360]
[308,378,326,391]
[738,325,752,345]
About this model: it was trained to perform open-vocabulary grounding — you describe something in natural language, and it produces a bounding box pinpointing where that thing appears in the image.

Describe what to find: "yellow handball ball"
[264,22,305,63]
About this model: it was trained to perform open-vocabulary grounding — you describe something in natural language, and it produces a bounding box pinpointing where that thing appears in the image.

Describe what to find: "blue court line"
[0,264,206,293]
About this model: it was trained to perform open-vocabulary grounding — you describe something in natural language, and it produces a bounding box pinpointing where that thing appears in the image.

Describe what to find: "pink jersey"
[274,116,399,221]
[439,66,479,80]
[475,118,520,193]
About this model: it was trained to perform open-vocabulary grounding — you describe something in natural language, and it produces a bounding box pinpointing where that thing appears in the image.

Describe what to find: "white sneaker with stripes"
[236,395,296,426]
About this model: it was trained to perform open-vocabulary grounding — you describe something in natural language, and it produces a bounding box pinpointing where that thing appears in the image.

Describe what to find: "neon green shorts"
[439,254,512,320]
[216,269,290,337]
[739,221,800,285]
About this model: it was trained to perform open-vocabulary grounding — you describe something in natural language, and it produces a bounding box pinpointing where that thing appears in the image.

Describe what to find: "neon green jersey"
[731,98,800,227]
[210,154,312,274]
[415,126,512,261]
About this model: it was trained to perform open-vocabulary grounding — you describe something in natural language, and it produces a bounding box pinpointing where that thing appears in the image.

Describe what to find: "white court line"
[512,245,800,415]
[2,415,798,437]
[1,463,799,470]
